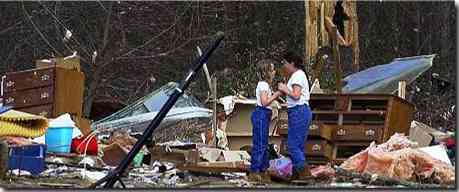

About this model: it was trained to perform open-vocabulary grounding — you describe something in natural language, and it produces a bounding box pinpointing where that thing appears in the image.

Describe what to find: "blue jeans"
[250,106,272,173]
[287,104,312,172]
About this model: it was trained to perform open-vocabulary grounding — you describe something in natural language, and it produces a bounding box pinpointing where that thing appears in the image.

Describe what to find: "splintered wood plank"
[177,161,249,173]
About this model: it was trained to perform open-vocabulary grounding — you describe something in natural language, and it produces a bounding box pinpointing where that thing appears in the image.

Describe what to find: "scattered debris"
[310,164,335,179]
[340,133,455,185]
[410,121,449,145]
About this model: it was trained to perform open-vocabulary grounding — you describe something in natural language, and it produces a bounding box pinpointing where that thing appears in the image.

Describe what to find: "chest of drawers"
[2,67,85,118]
[278,94,415,165]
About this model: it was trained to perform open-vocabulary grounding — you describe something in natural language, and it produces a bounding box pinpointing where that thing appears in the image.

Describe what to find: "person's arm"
[278,83,302,101]
[260,91,281,107]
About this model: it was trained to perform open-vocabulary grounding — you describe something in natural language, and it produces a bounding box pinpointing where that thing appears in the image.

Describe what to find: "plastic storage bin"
[45,126,73,153]
[8,144,46,175]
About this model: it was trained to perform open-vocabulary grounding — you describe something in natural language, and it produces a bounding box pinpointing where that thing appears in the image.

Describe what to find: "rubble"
[340,133,455,185]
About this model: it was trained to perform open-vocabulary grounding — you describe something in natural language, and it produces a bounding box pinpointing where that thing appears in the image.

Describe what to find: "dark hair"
[282,52,304,70]
[282,52,311,91]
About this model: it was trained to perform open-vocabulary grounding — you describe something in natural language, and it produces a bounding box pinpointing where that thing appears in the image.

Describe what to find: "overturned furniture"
[225,99,282,151]
[278,93,415,165]
[2,66,85,118]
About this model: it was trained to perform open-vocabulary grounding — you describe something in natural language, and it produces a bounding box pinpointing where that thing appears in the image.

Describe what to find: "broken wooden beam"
[177,161,249,173]
[149,146,199,165]
[398,80,406,99]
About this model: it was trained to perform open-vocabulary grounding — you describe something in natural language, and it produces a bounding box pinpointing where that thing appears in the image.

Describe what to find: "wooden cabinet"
[2,67,85,118]
[3,68,55,93]
[278,93,415,165]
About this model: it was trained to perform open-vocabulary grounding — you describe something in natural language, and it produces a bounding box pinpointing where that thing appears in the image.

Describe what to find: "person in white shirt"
[278,52,312,180]
[249,59,282,183]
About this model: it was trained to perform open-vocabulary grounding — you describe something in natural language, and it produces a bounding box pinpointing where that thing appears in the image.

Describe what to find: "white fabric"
[219,96,236,115]
[287,70,310,108]
[256,81,272,109]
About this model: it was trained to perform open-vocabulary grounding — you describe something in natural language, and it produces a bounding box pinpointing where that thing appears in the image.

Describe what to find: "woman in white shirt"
[278,52,312,180]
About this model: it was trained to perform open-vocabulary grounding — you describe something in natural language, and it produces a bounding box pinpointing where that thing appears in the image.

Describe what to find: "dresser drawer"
[333,125,382,142]
[4,68,54,92]
[305,139,333,159]
[280,139,333,160]
[278,123,333,141]
[3,87,54,108]
[16,104,53,117]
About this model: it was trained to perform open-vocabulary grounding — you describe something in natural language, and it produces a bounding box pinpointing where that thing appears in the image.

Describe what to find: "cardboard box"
[72,115,92,136]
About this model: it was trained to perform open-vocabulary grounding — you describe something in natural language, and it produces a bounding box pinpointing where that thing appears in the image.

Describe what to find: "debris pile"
[340,133,455,185]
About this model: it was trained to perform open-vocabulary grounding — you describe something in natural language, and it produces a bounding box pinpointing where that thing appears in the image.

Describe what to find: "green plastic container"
[133,152,144,167]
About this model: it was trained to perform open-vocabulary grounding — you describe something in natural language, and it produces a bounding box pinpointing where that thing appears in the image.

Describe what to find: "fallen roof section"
[342,54,435,94]
[91,82,212,132]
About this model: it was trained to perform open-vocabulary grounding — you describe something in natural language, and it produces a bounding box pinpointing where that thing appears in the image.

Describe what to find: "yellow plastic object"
[0,110,48,138]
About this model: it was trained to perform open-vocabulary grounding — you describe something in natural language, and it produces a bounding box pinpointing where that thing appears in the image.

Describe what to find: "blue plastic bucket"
[45,127,73,153]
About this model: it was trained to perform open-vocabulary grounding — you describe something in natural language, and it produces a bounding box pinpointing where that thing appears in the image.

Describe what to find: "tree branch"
[0,19,24,36]
[22,2,62,56]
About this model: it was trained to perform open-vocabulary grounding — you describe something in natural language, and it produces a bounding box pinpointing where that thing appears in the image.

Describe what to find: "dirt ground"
[0,172,454,189]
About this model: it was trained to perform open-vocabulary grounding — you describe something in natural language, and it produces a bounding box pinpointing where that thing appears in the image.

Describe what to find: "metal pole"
[90,32,224,189]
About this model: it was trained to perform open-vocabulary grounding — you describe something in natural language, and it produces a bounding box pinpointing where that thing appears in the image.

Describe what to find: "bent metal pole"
[90,31,224,189]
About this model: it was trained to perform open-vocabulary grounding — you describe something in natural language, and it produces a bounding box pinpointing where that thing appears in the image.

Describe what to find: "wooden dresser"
[278,94,415,165]
[2,67,85,118]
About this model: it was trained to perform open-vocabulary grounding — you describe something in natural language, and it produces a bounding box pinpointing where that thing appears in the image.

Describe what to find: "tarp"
[343,54,435,94]
[91,82,211,131]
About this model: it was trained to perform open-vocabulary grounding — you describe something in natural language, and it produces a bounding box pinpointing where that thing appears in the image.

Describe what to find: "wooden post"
[398,80,406,99]
[330,26,342,94]
[212,76,218,148]
[304,0,311,65]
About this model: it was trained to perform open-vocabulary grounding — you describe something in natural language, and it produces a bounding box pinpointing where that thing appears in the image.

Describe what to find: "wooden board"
[36,57,81,72]
[383,97,414,141]
[72,115,92,136]
[177,161,249,173]
[54,68,85,117]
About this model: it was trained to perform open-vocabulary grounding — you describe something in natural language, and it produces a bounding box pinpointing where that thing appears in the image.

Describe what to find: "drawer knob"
[41,74,50,81]
[337,128,346,136]
[41,92,50,99]
[312,144,321,152]
[6,81,14,87]
[310,124,318,130]
[366,129,375,137]
[5,97,14,104]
